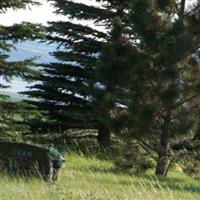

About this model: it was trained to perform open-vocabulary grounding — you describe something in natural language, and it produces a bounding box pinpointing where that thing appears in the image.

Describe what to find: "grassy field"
[1,153,200,200]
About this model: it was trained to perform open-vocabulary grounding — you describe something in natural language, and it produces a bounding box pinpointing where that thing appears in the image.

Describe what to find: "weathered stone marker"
[0,141,65,181]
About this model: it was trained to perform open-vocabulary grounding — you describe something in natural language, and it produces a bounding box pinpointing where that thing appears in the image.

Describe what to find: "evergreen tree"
[0,0,43,139]
[98,0,200,175]
[25,0,131,146]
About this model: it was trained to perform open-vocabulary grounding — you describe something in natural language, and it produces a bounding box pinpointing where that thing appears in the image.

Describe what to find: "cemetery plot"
[0,141,64,181]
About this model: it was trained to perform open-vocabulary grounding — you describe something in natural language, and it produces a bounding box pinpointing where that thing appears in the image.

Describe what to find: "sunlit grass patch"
[0,153,200,200]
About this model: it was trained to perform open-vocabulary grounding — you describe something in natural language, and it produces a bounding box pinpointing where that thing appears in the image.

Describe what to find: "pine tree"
[25,0,131,146]
[98,0,200,175]
[0,0,43,139]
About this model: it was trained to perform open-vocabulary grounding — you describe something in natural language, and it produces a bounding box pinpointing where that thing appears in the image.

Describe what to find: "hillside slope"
[0,153,200,200]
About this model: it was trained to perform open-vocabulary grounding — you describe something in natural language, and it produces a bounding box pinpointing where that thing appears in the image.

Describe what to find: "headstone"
[0,141,65,181]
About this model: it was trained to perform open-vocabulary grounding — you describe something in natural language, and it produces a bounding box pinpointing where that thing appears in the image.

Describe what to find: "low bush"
[113,141,156,174]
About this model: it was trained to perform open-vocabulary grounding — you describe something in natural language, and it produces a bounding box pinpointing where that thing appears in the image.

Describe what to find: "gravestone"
[0,141,65,181]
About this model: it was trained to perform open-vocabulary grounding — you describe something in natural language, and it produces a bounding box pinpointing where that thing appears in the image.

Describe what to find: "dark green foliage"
[0,93,42,140]
[0,0,39,12]
[48,146,65,170]
[156,0,172,9]
[25,0,130,146]
[114,141,155,175]
[0,0,44,139]
[97,0,200,176]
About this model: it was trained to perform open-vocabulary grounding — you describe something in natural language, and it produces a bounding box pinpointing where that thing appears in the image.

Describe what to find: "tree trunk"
[97,124,111,148]
[155,111,171,176]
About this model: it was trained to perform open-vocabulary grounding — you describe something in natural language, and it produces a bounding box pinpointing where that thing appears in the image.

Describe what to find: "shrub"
[113,141,155,174]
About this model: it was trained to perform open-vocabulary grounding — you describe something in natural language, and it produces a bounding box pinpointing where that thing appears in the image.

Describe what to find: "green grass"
[1,153,200,200]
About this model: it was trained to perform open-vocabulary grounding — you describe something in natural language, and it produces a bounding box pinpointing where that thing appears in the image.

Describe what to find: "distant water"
[1,40,56,93]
